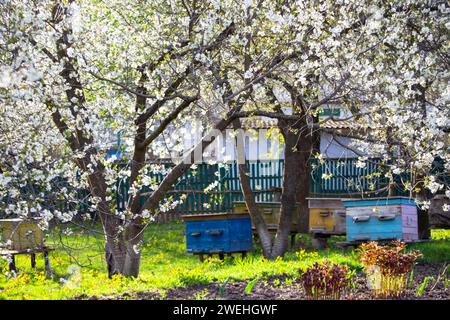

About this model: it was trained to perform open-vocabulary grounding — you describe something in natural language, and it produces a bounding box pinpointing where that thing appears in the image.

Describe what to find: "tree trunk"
[295,155,310,234]
[270,129,301,258]
[232,115,310,259]
[232,119,273,257]
[122,222,145,277]
[86,164,126,277]
[295,132,314,234]
[295,118,320,234]
[123,106,148,277]
[103,224,126,277]
[49,5,129,277]
[416,187,431,240]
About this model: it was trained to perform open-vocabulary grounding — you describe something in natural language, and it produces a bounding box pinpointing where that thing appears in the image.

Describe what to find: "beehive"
[307,198,347,235]
[343,197,418,242]
[232,201,298,231]
[0,219,44,251]
[182,213,253,254]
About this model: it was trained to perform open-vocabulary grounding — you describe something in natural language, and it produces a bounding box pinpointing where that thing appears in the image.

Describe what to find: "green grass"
[0,223,449,300]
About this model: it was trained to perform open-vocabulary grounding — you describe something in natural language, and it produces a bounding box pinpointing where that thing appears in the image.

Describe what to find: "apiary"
[307,198,347,235]
[342,197,419,242]
[232,201,298,231]
[0,218,44,251]
[182,213,253,257]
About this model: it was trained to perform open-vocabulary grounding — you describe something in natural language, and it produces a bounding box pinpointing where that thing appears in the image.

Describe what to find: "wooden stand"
[252,225,297,248]
[0,247,54,276]
[311,233,330,249]
[195,251,247,262]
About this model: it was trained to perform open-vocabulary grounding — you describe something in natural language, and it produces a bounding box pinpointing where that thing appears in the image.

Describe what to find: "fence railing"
[4,158,446,220]
[115,160,285,214]
[116,158,410,214]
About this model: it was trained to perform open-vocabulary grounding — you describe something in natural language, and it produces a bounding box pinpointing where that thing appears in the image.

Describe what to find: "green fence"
[115,160,285,214]
[2,157,444,218]
[116,158,411,214]
[310,158,385,196]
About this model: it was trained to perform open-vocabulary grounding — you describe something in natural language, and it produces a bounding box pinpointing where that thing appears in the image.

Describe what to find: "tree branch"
[138,95,198,149]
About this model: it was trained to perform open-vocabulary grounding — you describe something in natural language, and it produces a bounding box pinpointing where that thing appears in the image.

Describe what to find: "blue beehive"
[182,213,253,257]
[343,197,419,242]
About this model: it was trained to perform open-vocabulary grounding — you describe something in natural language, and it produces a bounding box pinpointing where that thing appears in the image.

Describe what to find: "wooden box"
[308,198,347,235]
[182,213,253,254]
[343,197,418,242]
[0,219,44,251]
[232,201,298,231]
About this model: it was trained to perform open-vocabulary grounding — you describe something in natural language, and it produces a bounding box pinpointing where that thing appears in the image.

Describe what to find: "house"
[170,106,367,163]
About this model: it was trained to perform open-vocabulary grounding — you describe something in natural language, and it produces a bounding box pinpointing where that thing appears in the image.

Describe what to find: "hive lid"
[182,212,250,221]
[306,197,353,200]
[0,217,42,223]
[233,201,283,205]
[233,201,300,207]
[342,197,416,207]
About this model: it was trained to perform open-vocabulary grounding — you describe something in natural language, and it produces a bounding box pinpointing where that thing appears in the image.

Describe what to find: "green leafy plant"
[272,278,281,287]
[296,249,319,260]
[300,260,350,300]
[194,288,210,300]
[359,241,422,298]
[408,269,415,288]
[443,278,450,288]
[245,278,259,295]
[177,271,210,287]
[217,279,229,296]
[347,269,358,290]
[416,276,434,297]
[284,276,296,287]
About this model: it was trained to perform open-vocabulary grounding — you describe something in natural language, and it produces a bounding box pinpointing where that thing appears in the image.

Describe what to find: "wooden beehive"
[308,198,347,235]
[0,219,44,251]
[232,201,298,231]
[343,197,419,242]
[182,213,253,254]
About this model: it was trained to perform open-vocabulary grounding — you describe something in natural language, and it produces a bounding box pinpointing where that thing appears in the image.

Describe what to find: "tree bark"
[232,119,273,257]
[85,161,126,277]
[232,115,312,258]
[122,221,145,277]
[295,141,312,234]
[270,125,302,258]
[415,186,431,240]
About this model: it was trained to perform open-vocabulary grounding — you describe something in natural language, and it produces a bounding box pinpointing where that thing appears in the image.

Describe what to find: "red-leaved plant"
[359,241,422,298]
[301,260,350,300]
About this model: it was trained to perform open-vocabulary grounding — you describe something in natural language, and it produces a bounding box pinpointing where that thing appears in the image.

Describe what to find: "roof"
[240,118,278,129]
[319,119,355,129]
[239,117,356,130]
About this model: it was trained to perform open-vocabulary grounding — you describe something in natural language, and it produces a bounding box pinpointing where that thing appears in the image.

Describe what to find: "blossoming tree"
[0,0,448,275]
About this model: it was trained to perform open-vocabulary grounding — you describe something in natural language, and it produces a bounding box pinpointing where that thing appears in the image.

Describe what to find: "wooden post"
[31,253,36,268]
[44,250,53,277]
[9,255,16,272]
[290,233,296,248]
[311,233,329,249]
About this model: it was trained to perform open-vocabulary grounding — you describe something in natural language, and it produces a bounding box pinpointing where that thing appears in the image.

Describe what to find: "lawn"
[0,222,449,300]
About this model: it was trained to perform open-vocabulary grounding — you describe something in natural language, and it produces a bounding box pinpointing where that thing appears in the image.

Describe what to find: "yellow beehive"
[308,198,346,235]
[0,219,44,251]
[233,201,298,231]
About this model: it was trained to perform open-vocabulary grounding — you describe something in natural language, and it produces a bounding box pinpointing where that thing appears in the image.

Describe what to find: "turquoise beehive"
[343,197,419,242]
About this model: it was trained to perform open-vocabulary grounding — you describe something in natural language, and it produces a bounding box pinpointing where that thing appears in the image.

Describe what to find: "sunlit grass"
[0,222,448,300]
